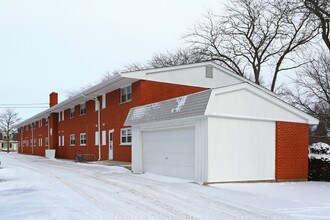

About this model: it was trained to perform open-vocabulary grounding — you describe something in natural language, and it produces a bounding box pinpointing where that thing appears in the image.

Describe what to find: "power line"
[0,107,48,108]
[0,103,48,106]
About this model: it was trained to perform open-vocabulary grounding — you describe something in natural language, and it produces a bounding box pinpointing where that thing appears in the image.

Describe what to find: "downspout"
[21,128,23,153]
[31,123,34,155]
[81,93,101,161]
[94,97,101,161]
[47,117,50,149]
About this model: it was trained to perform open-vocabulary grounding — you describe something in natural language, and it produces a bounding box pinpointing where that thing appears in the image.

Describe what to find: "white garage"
[142,127,195,180]
[125,83,318,184]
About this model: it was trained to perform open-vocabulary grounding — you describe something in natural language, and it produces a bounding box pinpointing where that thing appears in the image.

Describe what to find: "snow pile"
[171,96,187,113]
[309,142,330,162]
[131,103,160,120]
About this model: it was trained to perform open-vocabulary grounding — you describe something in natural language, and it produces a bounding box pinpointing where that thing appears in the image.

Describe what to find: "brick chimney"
[49,92,58,108]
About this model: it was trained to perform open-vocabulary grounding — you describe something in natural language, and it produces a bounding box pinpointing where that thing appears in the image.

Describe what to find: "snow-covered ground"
[0,153,329,220]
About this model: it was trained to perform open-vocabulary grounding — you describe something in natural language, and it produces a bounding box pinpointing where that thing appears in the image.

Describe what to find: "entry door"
[109,130,114,160]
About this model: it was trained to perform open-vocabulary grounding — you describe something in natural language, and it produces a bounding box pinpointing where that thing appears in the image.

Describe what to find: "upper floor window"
[33,123,36,130]
[61,110,64,121]
[120,85,132,103]
[80,103,86,115]
[70,107,75,118]
[39,119,42,128]
[45,119,48,126]
[102,94,106,109]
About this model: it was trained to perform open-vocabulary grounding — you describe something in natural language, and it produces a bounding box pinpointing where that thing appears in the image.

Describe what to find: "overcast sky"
[0,0,223,120]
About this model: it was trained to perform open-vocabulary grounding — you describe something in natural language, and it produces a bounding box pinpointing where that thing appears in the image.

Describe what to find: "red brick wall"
[18,119,49,156]
[20,80,206,161]
[276,122,309,180]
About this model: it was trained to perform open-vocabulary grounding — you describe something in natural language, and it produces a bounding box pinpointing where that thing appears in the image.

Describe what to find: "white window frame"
[95,131,99,146]
[102,130,106,146]
[58,112,61,122]
[39,119,42,128]
[80,103,86,115]
[95,98,100,111]
[61,111,64,121]
[120,128,132,145]
[45,119,48,126]
[62,135,65,146]
[80,133,87,146]
[70,107,75,118]
[102,94,106,109]
[120,84,132,103]
[70,134,75,146]
[33,139,36,147]
[58,136,61,146]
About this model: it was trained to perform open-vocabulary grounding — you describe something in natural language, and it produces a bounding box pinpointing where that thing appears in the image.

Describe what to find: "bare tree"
[283,50,330,125]
[185,0,318,91]
[0,109,21,153]
[304,0,330,49]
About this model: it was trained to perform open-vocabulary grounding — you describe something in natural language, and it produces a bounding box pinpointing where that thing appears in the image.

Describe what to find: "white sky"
[0,0,223,120]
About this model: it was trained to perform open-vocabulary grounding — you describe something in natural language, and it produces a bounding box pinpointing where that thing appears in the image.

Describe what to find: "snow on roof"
[125,90,211,126]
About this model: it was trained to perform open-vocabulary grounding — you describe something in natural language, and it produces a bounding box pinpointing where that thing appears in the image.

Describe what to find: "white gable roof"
[120,61,244,88]
[126,83,319,126]
[205,83,319,125]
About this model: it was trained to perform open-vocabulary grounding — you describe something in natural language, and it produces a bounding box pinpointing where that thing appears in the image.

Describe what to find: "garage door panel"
[143,139,194,153]
[142,127,195,180]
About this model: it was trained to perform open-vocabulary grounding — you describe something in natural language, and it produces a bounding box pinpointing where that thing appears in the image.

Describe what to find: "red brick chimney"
[49,92,58,108]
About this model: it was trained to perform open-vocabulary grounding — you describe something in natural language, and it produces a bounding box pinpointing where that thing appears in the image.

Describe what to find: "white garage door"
[142,127,195,180]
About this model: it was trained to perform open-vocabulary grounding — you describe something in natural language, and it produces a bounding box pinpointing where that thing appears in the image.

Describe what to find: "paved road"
[0,152,287,220]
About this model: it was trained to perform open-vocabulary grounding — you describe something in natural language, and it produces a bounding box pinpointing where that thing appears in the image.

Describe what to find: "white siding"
[206,87,308,123]
[207,117,275,182]
[122,65,242,89]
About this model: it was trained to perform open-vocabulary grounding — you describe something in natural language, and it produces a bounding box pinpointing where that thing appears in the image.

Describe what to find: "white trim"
[120,128,132,145]
[80,133,87,146]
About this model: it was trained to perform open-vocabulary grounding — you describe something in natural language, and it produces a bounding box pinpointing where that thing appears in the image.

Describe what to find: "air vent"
[206,66,213,78]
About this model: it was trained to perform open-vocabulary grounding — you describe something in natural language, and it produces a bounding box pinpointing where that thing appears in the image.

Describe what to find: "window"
[95,98,100,111]
[120,85,132,103]
[102,94,106,109]
[39,119,42,128]
[95,131,99,145]
[80,133,87,146]
[70,134,75,146]
[102,130,106,146]
[70,107,75,118]
[58,136,61,146]
[34,139,36,147]
[33,122,36,130]
[38,138,42,146]
[80,103,86,115]
[121,128,132,144]
[3,135,7,140]
[62,135,65,146]
[45,119,48,126]
[45,137,49,146]
[61,111,64,121]
[58,112,61,122]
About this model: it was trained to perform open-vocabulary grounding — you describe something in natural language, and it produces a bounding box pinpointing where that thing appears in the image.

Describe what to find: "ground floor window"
[121,128,132,144]
[80,133,87,146]
[70,134,75,146]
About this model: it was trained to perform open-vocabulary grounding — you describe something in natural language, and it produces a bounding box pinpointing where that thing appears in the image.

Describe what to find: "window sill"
[120,100,132,105]
[120,143,132,146]
[80,145,86,147]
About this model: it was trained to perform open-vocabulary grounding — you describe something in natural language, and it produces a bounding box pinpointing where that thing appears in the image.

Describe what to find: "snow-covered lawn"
[0,152,329,220]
